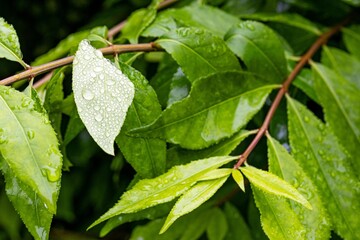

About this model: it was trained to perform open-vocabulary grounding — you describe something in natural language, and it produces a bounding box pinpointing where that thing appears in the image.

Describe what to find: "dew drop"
[0,135,8,144]
[90,72,96,78]
[27,130,35,139]
[73,58,78,65]
[99,74,105,80]
[94,106,100,111]
[41,166,61,182]
[82,89,94,100]
[246,22,255,31]
[21,98,31,108]
[95,50,103,59]
[95,114,103,122]
[94,66,103,72]
[84,55,91,60]
[106,79,115,86]
[304,116,310,122]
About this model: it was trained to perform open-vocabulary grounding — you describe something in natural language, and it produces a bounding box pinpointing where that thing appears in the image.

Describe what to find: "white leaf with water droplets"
[73,40,135,155]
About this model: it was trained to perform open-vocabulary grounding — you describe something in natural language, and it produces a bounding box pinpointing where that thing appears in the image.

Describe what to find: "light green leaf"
[321,46,360,89]
[224,203,253,240]
[232,169,245,192]
[198,168,232,181]
[166,130,255,168]
[89,156,237,228]
[267,135,331,239]
[0,17,26,67]
[1,161,53,240]
[240,165,311,209]
[312,63,360,174]
[161,176,228,233]
[131,72,278,149]
[0,85,62,213]
[72,40,135,155]
[287,96,360,239]
[207,208,228,240]
[121,8,157,44]
[155,28,240,82]
[32,30,90,66]
[251,186,306,240]
[343,25,360,60]
[116,62,166,178]
[225,21,287,83]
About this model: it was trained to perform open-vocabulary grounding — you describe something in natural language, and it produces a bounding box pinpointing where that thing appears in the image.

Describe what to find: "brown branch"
[0,43,159,86]
[233,15,353,169]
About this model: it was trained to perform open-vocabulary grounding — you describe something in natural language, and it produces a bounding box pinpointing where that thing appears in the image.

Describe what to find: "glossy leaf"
[116,62,166,178]
[89,156,237,228]
[142,13,178,37]
[131,72,277,149]
[321,46,360,89]
[0,85,62,213]
[240,165,311,209]
[207,207,228,240]
[292,68,319,103]
[121,8,157,44]
[225,21,287,83]
[342,24,360,60]
[167,68,190,106]
[0,17,26,67]
[32,30,90,66]
[267,135,330,239]
[72,40,135,155]
[166,130,255,168]
[1,162,53,240]
[287,96,360,239]
[224,203,253,240]
[232,169,245,192]
[251,186,306,240]
[161,176,228,233]
[312,63,360,174]
[155,28,240,82]
[198,168,232,181]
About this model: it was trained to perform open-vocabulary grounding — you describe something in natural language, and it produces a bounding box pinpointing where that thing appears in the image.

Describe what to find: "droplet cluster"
[72,40,135,155]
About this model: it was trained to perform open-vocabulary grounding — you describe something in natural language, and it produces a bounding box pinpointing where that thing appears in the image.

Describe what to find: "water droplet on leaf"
[304,116,310,122]
[95,114,103,122]
[27,130,35,139]
[41,166,61,182]
[82,89,94,100]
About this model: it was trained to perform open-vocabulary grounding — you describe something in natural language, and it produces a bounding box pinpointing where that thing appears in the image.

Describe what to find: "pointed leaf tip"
[72,40,135,155]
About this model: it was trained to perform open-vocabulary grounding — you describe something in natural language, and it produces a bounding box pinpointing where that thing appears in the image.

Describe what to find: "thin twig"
[0,43,159,86]
[233,14,353,169]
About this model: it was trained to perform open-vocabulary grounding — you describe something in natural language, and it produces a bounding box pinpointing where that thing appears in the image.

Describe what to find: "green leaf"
[32,30,90,66]
[166,130,255,168]
[148,3,239,38]
[0,17,26,67]
[224,203,253,240]
[121,8,157,44]
[142,13,178,37]
[44,69,65,138]
[178,207,213,240]
[161,176,228,233]
[341,0,360,6]
[198,168,232,181]
[287,96,360,239]
[72,40,135,155]
[251,186,306,240]
[0,85,62,213]
[1,161,53,240]
[243,13,321,54]
[267,135,331,239]
[240,165,311,209]
[167,68,190,106]
[321,46,360,89]
[206,207,228,240]
[312,63,360,174]
[292,68,319,103]
[131,72,277,149]
[116,62,166,178]
[225,21,287,83]
[89,156,237,228]
[232,169,245,192]
[342,25,360,60]
[155,28,240,82]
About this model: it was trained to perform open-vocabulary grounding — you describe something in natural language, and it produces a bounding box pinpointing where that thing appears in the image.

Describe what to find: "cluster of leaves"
[0,0,360,239]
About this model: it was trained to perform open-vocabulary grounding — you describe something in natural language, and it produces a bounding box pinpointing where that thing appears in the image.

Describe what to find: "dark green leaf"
[341,0,360,6]
[116,62,166,178]
[267,135,331,239]
[142,13,178,37]
[224,202,253,240]
[312,63,360,174]
[342,25,360,60]
[166,130,255,168]
[167,68,190,106]
[241,165,311,209]
[155,28,240,82]
[287,96,360,239]
[131,72,277,149]
[89,156,237,228]
[207,207,228,240]
[121,8,157,44]
[292,68,319,103]
[0,17,26,67]
[225,21,287,83]
[1,162,53,240]
[161,176,229,233]
[0,85,62,213]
